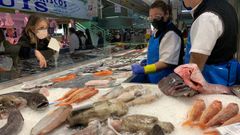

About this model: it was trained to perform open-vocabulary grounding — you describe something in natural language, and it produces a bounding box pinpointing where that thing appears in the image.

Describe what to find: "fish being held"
[182,99,206,127]
[31,106,72,135]
[158,73,198,97]
[174,64,231,94]
[230,85,240,98]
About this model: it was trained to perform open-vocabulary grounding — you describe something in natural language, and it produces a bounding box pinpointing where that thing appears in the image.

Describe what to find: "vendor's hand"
[35,50,47,68]
[140,59,147,66]
[131,64,145,74]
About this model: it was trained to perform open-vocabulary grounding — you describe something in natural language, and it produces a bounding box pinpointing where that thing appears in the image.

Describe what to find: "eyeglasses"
[147,15,163,22]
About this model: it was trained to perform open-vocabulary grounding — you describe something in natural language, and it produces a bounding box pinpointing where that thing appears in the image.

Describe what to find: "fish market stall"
[1,81,240,135]
[0,49,240,135]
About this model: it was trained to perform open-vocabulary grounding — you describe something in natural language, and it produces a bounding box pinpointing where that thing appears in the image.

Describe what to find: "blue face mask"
[182,0,192,10]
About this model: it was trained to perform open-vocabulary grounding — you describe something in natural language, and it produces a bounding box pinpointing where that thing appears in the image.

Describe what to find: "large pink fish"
[174,64,231,94]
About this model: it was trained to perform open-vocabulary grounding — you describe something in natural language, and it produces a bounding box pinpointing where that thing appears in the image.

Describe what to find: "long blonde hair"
[24,14,49,44]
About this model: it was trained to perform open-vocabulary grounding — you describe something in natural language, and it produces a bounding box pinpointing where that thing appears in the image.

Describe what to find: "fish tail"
[55,98,64,101]
[198,123,207,129]
[192,122,207,129]
[182,120,193,127]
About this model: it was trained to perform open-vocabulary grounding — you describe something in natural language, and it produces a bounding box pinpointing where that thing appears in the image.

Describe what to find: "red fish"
[197,100,222,129]
[57,88,98,106]
[222,114,240,126]
[182,99,206,126]
[205,103,239,128]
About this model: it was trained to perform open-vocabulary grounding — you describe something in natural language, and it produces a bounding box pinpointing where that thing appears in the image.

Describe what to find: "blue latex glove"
[131,64,145,74]
[140,59,147,66]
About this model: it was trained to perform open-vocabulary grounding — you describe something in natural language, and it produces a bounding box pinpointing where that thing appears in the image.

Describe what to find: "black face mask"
[182,0,192,10]
[151,18,168,31]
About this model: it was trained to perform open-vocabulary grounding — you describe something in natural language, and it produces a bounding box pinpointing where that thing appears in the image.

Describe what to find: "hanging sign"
[0,0,90,19]
[114,4,121,13]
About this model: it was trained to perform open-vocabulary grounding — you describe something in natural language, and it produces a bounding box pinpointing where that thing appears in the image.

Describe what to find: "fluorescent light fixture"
[181,10,191,13]
[105,16,120,19]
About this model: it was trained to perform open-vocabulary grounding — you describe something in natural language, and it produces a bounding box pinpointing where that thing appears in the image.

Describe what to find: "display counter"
[0,46,136,85]
[0,48,239,135]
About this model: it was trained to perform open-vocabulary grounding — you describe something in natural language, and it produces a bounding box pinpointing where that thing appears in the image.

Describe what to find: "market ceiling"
[105,0,184,16]
[105,0,150,16]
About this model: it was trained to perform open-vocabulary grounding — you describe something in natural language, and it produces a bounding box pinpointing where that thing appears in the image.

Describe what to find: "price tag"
[48,38,60,52]
[217,123,240,135]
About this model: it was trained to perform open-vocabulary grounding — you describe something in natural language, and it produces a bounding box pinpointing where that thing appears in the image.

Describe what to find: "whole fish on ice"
[73,120,116,135]
[31,106,72,135]
[68,100,128,126]
[205,103,239,128]
[222,114,240,126]
[0,92,49,110]
[0,98,24,135]
[110,114,174,134]
[101,85,144,101]
[197,100,222,128]
[182,99,206,126]
[126,92,160,107]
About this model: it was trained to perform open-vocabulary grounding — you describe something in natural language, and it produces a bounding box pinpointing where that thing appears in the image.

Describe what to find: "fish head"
[158,73,198,97]
[149,124,164,135]
[28,93,49,110]
[230,85,240,97]
[0,96,17,118]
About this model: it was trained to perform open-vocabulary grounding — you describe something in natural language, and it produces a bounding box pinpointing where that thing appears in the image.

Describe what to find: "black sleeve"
[17,33,32,48]
[18,33,32,59]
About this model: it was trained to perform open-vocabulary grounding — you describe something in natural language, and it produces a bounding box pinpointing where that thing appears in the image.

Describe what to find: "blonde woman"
[18,14,54,68]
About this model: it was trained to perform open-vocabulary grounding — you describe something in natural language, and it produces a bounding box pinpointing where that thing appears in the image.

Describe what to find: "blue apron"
[184,34,240,86]
[147,34,174,84]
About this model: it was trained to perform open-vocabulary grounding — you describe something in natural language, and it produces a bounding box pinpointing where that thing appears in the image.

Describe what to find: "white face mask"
[36,29,48,39]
